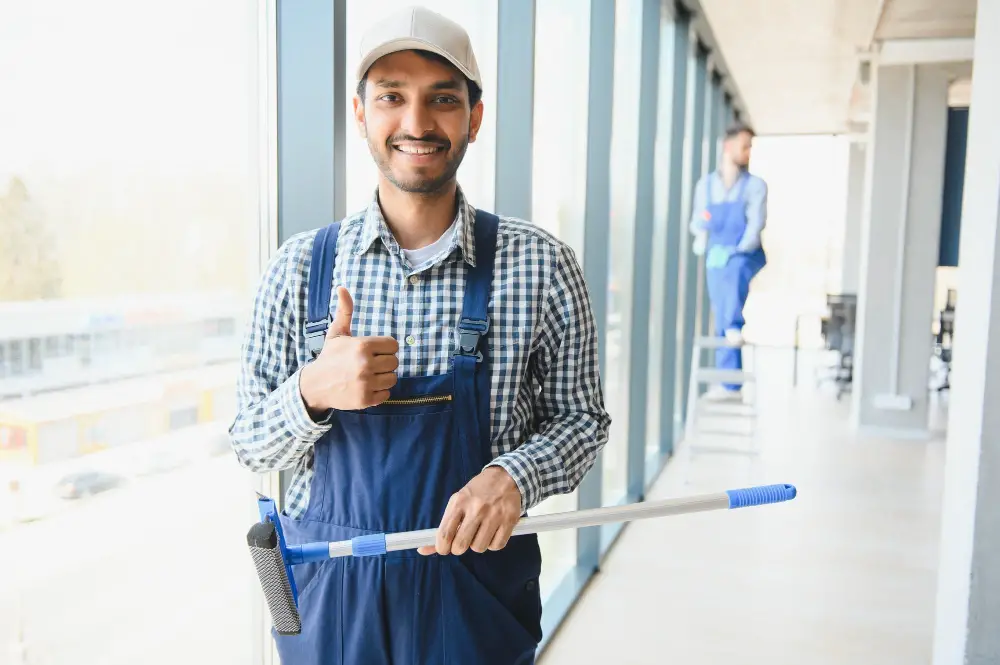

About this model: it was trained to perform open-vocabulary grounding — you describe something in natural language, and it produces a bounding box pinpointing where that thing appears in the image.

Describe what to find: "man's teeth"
[395,145,441,154]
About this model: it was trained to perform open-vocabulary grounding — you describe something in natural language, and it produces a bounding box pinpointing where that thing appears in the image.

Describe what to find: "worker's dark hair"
[356,50,483,108]
[724,122,756,140]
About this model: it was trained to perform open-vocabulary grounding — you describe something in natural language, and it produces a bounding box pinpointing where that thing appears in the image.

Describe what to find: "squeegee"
[248,482,797,635]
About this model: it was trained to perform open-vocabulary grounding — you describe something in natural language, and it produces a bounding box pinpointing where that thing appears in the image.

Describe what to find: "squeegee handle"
[290,484,796,561]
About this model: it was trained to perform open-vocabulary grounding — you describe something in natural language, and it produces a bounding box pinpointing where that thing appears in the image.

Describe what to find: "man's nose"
[399,102,436,139]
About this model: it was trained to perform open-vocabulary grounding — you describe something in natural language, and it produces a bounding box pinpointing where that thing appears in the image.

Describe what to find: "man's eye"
[378,94,401,102]
[434,96,459,104]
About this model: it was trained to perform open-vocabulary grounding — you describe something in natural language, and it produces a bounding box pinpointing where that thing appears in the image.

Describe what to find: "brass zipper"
[382,394,453,406]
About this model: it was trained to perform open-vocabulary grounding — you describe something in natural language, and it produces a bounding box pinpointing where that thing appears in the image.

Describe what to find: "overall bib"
[703,174,767,389]
[273,210,543,665]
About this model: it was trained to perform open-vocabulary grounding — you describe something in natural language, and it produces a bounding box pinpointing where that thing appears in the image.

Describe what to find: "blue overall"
[703,174,766,390]
[273,210,543,665]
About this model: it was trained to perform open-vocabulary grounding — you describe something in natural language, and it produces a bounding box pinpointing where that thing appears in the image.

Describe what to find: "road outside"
[0,421,579,664]
[0,424,260,665]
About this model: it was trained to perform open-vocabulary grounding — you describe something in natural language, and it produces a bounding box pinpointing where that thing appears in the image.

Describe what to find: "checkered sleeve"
[488,243,611,512]
[228,235,332,472]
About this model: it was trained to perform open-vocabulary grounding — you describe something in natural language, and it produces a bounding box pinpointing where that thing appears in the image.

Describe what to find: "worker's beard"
[369,129,469,196]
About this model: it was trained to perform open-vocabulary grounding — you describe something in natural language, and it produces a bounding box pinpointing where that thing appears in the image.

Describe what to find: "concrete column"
[841,141,866,294]
[851,63,951,436]
[933,1,1000,662]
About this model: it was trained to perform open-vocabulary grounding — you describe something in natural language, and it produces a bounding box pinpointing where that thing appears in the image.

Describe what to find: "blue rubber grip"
[351,533,387,557]
[726,483,797,508]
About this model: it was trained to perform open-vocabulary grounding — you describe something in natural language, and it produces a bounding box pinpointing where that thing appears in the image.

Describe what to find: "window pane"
[0,1,263,663]
[602,0,643,506]
[530,0,594,596]
[646,15,678,463]
[344,1,498,214]
[531,0,591,260]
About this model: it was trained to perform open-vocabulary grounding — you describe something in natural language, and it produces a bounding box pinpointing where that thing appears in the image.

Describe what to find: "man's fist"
[300,286,399,413]
[418,466,523,556]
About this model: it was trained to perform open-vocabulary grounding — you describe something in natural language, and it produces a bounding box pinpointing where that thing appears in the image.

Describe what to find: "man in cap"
[229,6,610,664]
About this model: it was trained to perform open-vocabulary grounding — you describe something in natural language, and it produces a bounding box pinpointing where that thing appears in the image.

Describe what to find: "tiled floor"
[539,349,946,665]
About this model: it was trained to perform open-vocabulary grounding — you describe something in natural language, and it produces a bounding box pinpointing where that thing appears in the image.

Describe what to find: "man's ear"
[353,95,367,138]
[468,100,484,143]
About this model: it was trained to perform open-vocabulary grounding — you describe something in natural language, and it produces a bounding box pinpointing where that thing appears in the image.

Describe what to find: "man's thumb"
[328,286,354,337]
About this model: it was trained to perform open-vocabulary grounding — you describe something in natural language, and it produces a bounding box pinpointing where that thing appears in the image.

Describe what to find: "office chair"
[931,289,955,393]
[817,293,857,400]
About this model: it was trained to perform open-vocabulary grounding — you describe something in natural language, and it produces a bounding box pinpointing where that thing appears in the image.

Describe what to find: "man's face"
[724,131,753,167]
[353,50,483,195]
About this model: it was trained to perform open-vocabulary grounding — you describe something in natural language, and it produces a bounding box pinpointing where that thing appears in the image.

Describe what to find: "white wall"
[740,135,849,348]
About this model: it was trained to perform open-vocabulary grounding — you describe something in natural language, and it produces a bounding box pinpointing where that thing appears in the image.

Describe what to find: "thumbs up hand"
[300,286,399,414]
[327,286,355,338]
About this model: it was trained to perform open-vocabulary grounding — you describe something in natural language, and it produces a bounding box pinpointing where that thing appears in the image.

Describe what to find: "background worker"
[689,123,768,399]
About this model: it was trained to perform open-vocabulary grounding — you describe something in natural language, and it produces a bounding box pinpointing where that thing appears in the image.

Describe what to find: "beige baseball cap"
[356,6,482,88]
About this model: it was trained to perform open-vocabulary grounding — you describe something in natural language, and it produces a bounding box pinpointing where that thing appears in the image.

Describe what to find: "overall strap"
[453,209,499,466]
[454,209,498,363]
[304,221,342,358]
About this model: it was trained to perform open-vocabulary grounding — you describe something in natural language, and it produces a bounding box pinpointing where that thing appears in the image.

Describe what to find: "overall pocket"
[440,554,540,665]
[326,408,466,534]
[272,558,345,665]
[467,533,543,643]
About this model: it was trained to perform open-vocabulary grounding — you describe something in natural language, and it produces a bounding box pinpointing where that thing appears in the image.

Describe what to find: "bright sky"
[0,0,255,184]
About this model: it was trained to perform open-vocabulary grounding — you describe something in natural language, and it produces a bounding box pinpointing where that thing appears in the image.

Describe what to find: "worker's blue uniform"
[272,210,543,665]
[702,173,767,389]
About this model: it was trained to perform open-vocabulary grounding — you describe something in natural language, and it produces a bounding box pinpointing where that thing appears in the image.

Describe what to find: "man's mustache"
[387,134,450,149]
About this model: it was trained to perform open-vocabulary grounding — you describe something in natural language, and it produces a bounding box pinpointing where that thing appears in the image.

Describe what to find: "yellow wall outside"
[3,376,233,466]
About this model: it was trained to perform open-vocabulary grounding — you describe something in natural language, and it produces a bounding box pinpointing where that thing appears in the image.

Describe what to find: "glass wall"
[0,1,751,660]
[0,1,263,663]
[344,0,499,214]
[602,0,644,507]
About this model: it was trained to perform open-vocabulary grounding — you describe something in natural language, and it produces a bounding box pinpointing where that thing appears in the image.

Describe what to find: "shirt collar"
[352,186,477,268]
[714,165,749,179]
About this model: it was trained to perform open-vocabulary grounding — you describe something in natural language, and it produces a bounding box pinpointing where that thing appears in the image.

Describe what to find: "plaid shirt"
[229,187,610,518]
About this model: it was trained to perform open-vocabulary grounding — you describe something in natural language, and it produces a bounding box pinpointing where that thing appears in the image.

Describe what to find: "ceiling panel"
[698,0,881,135]
[876,0,977,39]
[695,0,978,135]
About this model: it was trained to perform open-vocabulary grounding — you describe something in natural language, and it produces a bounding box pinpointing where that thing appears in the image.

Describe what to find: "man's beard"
[369,130,469,195]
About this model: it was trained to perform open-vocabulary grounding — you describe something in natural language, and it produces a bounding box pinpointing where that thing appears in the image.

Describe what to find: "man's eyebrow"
[430,78,462,91]
[371,78,463,92]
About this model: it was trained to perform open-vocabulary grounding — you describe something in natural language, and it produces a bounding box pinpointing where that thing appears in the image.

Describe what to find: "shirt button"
[409,275,419,285]
[405,335,416,346]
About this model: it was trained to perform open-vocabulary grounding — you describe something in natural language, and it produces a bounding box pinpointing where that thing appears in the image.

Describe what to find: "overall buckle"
[454,318,489,363]
[304,319,329,358]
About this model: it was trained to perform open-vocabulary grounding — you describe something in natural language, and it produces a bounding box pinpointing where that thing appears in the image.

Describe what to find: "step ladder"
[683,335,759,455]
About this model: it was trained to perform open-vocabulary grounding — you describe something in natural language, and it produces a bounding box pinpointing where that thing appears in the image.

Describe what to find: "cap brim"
[356,38,480,88]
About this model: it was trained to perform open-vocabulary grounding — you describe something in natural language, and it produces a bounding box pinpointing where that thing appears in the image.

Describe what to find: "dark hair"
[724,123,756,140]
[356,50,483,108]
